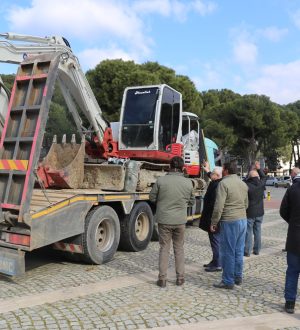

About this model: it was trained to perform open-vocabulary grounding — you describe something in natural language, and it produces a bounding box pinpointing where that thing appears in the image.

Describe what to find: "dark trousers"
[285,251,300,301]
[208,231,221,267]
[158,224,185,281]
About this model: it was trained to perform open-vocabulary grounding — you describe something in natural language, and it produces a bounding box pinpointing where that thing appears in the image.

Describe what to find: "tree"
[285,101,300,167]
[0,74,15,91]
[201,91,299,167]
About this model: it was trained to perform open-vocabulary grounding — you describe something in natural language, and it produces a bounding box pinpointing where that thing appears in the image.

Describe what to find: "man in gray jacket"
[211,160,248,289]
[149,156,195,288]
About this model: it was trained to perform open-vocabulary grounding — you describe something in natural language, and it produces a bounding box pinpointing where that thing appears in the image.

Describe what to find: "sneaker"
[284,301,295,314]
[235,277,242,285]
[203,261,214,268]
[213,281,234,289]
[205,266,222,272]
[253,251,259,255]
[244,253,250,257]
[157,279,167,288]
[176,278,185,286]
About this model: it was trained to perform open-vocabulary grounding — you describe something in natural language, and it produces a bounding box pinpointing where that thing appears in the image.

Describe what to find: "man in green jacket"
[211,160,248,289]
[149,156,195,288]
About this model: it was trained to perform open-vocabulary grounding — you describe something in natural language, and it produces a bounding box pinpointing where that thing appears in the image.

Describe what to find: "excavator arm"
[0,32,111,151]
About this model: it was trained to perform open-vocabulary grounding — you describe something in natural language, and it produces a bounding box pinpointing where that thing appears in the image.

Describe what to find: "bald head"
[291,167,300,178]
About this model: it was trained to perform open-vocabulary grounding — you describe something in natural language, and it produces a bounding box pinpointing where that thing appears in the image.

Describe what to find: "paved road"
[0,187,299,329]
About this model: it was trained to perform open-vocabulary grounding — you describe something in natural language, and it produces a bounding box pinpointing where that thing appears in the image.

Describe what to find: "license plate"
[0,247,25,276]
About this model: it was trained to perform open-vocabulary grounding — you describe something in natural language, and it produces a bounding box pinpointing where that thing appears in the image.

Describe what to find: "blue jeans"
[208,231,221,267]
[285,251,300,301]
[245,216,263,255]
[220,219,247,285]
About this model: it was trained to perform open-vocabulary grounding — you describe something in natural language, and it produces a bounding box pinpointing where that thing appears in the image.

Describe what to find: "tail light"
[7,233,30,246]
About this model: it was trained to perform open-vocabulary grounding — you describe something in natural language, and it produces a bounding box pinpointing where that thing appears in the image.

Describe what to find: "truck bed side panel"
[30,200,94,250]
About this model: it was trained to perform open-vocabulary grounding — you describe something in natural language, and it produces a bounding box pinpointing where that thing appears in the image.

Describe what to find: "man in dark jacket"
[199,162,223,272]
[244,161,267,257]
[149,156,195,288]
[280,167,300,314]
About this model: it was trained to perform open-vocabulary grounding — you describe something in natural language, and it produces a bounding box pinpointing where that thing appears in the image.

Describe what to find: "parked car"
[265,176,278,186]
[275,176,292,188]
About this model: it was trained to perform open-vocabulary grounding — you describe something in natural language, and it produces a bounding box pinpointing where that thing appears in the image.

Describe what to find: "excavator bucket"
[38,134,85,189]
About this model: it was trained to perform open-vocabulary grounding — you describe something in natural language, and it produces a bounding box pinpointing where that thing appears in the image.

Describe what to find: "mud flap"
[0,247,25,276]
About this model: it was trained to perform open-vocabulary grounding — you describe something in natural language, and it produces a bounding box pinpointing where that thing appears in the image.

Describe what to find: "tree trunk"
[289,140,294,171]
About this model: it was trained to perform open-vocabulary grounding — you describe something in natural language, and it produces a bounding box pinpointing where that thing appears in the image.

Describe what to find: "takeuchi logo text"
[135,90,151,95]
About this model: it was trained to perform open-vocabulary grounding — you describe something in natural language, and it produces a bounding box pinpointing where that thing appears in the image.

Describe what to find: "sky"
[0,0,300,105]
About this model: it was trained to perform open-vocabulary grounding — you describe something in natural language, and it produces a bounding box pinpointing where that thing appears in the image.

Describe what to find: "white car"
[265,176,278,186]
[275,176,292,188]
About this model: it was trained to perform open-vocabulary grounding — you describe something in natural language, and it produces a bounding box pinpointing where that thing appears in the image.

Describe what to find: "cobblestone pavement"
[0,187,299,329]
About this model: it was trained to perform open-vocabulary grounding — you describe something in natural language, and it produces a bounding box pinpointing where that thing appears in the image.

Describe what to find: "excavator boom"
[0,32,109,147]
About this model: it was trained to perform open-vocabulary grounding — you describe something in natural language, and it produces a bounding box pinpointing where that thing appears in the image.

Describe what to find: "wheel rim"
[135,212,149,241]
[95,218,114,252]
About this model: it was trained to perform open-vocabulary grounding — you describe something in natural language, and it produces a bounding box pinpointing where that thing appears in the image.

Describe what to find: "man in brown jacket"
[149,156,195,288]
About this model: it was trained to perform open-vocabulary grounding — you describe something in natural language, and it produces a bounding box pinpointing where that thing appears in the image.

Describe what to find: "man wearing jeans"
[149,156,195,288]
[280,167,300,314]
[210,161,248,289]
[244,161,267,257]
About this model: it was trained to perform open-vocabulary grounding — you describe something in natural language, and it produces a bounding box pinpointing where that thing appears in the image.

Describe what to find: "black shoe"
[235,277,242,285]
[213,281,234,289]
[176,278,185,286]
[253,251,259,255]
[157,279,167,288]
[205,266,222,272]
[203,261,214,268]
[244,253,250,257]
[285,301,295,314]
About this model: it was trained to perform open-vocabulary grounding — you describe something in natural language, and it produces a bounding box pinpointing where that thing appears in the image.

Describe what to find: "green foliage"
[1,74,15,91]
[201,91,300,167]
[44,102,77,145]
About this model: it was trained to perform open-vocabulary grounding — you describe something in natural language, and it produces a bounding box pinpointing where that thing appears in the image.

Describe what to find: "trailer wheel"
[119,202,153,252]
[82,205,120,264]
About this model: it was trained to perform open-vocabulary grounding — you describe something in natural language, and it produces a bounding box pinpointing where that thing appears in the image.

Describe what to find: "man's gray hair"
[212,166,222,178]
[291,167,300,176]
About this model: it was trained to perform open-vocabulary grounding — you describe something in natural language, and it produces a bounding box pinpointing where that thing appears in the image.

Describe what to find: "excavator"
[0,32,209,275]
[0,33,206,181]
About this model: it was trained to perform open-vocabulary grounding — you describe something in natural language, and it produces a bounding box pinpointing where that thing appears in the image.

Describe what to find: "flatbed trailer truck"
[0,33,205,276]
[0,187,202,276]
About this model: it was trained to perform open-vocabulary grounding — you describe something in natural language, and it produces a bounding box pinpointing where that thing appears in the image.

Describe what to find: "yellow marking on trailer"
[139,194,149,200]
[104,195,131,201]
[32,196,98,219]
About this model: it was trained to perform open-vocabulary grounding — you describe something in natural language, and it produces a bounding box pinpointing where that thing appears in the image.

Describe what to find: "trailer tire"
[82,205,120,264]
[119,202,153,252]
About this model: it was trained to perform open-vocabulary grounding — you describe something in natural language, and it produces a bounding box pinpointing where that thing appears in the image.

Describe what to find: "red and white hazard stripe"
[0,159,28,171]
[53,242,83,254]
